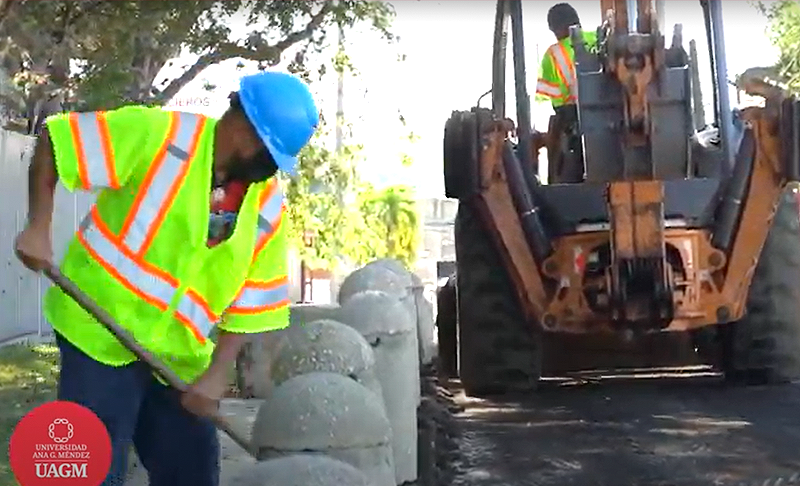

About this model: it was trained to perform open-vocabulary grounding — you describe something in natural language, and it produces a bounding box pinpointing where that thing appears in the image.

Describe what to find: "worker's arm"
[206,189,290,374]
[27,127,58,232]
[181,183,289,417]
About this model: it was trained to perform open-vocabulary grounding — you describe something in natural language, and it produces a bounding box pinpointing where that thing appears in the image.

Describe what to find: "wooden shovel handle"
[43,265,256,458]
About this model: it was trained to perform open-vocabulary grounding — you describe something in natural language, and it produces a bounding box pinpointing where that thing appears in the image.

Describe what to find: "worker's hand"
[14,224,53,272]
[181,368,228,419]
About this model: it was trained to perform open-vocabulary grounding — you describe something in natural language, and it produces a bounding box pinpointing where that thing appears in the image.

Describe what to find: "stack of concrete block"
[251,372,395,486]
[238,258,434,486]
[337,289,419,485]
[270,319,385,407]
[235,303,342,398]
[338,258,437,368]
[335,258,440,485]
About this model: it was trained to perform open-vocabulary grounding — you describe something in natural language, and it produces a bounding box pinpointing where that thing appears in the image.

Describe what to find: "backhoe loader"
[441,0,800,396]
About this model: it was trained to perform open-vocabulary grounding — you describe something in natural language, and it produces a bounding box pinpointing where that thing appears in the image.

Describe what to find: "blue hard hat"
[238,71,319,175]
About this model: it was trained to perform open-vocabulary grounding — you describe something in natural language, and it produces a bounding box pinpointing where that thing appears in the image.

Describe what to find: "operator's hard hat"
[238,70,319,175]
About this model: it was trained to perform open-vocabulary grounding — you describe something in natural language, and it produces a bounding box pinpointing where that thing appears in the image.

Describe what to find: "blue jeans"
[55,333,220,486]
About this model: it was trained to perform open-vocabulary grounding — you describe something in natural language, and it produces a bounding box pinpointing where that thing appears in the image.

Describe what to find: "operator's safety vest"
[43,106,290,383]
[536,30,598,108]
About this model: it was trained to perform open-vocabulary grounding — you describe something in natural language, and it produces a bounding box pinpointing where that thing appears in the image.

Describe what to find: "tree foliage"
[0,0,395,120]
[284,123,422,271]
[759,0,800,93]
[358,184,421,268]
[283,124,383,271]
[0,0,420,271]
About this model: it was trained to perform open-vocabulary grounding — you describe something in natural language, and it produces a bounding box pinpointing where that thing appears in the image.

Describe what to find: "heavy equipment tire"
[723,187,800,384]
[436,273,458,379]
[454,200,542,397]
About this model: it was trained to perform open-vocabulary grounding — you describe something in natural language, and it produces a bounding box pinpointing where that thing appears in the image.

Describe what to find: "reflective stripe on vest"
[535,79,563,98]
[228,276,290,315]
[75,110,217,343]
[77,208,217,342]
[227,179,290,315]
[69,112,119,190]
[548,42,577,100]
[253,179,285,254]
[120,112,204,255]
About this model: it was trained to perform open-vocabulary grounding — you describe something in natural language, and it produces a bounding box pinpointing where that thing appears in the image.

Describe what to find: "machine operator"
[534,3,598,183]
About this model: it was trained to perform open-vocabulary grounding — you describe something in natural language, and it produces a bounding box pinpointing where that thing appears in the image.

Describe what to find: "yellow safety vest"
[43,106,290,383]
[536,31,598,108]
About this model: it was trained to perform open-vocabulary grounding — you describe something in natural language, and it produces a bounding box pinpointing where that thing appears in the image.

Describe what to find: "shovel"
[43,265,257,459]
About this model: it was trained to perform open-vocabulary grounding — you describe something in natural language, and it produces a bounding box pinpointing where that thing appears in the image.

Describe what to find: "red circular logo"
[8,400,112,486]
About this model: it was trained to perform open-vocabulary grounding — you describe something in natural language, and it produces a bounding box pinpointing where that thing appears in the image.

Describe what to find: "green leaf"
[3,0,396,112]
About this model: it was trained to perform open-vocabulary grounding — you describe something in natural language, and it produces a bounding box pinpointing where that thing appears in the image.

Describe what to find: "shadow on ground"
[448,370,800,486]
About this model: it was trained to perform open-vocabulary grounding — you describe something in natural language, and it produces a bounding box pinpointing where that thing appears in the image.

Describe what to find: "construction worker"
[535,3,598,183]
[13,70,319,486]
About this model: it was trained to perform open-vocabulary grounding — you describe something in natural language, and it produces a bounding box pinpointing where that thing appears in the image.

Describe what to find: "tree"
[283,122,385,271]
[359,184,421,268]
[759,0,800,93]
[0,0,395,126]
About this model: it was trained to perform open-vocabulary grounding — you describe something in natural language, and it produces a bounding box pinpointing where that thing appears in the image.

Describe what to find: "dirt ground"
[437,368,800,486]
[6,344,800,486]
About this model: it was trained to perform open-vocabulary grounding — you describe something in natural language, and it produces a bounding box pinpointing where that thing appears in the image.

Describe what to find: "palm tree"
[360,184,421,268]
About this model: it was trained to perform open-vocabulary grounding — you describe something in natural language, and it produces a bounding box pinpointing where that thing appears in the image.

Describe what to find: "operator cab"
[556,1,739,184]
[528,0,747,236]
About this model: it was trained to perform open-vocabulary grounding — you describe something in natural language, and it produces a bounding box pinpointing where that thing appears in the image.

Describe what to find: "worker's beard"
[226,148,278,184]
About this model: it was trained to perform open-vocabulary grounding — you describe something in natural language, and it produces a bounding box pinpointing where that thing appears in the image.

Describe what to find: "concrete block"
[290,303,342,327]
[409,273,436,367]
[340,260,436,367]
[338,261,413,305]
[235,330,287,399]
[338,290,419,485]
[368,258,410,277]
[235,304,342,399]
[271,319,384,405]
[252,372,394,486]
[230,454,374,486]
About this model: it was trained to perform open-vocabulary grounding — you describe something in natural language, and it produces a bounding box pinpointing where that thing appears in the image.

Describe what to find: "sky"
[163,0,780,198]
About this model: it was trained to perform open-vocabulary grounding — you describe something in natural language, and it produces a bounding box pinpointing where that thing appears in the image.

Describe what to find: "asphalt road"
[446,368,800,486]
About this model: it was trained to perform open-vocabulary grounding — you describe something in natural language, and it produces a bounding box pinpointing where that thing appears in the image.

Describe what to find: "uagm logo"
[34,417,87,479]
[9,400,111,485]
[49,418,74,443]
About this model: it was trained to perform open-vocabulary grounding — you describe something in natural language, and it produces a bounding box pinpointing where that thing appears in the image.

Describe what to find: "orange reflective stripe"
[175,288,218,343]
[77,207,218,343]
[253,179,285,258]
[558,42,576,83]
[227,276,290,315]
[119,114,177,239]
[68,112,119,190]
[119,111,206,256]
[548,44,575,97]
[77,209,172,312]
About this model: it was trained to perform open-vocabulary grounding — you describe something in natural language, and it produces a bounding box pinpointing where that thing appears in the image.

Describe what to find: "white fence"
[0,129,96,346]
